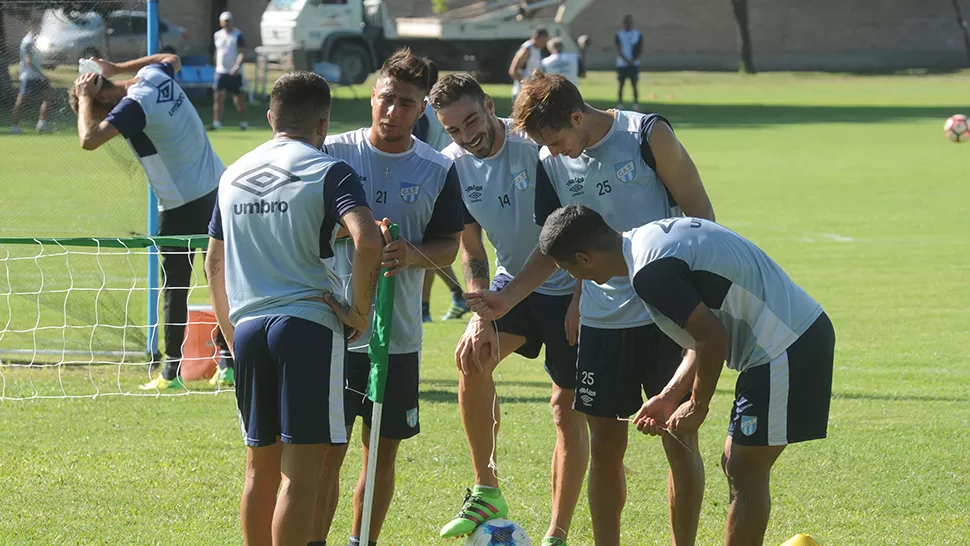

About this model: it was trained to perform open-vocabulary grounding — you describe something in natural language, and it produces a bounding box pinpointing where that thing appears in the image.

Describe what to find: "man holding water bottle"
[68,52,235,389]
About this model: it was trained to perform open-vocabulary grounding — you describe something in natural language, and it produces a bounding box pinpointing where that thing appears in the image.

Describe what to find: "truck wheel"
[330,42,372,85]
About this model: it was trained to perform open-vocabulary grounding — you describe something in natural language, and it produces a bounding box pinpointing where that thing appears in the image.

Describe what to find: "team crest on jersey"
[615,160,636,183]
[400,182,421,204]
[512,170,530,191]
[156,79,175,104]
[740,415,758,437]
[406,407,418,428]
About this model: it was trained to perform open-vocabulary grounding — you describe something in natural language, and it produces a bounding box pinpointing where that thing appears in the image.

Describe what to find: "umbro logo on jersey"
[231,164,302,197]
[156,79,175,104]
[465,184,484,203]
[567,176,585,196]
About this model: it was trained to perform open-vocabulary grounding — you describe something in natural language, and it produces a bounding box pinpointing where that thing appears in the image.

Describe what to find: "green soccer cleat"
[541,537,567,546]
[138,374,184,391]
[440,486,508,538]
[441,298,470,320]
[209,366,234,388]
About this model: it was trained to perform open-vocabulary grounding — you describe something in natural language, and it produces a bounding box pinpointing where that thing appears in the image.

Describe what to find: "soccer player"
[211,11,249,131]
[540,38,580,86]
[312,48,464,546]
[466,71,714,545]
[413,60,469,322]
[11,21,53,134]
[68,52,234,389]
[206,70,383,546]
[537,205,835,546]
[428,73,587,546]
[615,14,643,111]
[508,28,549,101]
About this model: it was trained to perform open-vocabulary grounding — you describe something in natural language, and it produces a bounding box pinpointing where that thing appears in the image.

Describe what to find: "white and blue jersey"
[536,110,679,329]
[625,218,824,373]
[325,129,464,354]
[19,33,43,81]
[444,119,574,296]
[106,62,224,211]
[412,103,452,152]
[208,138,369,334]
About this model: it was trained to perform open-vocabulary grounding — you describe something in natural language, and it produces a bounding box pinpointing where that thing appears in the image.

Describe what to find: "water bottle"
[78,58,103,75]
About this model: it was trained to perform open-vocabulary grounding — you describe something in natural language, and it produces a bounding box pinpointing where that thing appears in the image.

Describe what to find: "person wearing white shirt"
[11,21,52,134]
[540,38,579,85]
[508,28,548,101]
[615,14,643,111]
[212,11,248,130]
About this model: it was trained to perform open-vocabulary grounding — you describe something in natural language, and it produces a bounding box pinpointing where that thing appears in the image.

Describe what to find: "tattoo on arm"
[464,258,489,284]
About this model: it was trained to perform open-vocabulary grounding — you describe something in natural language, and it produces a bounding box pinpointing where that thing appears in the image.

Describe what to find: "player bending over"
[538,205,835,546]
[206,71,383,546]
[467,71,714,545]
[311,48,464,546]
[429,73,587,546]
[68,53,234,389]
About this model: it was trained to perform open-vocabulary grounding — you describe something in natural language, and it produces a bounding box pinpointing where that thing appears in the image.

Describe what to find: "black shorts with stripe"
[728,312,835,446]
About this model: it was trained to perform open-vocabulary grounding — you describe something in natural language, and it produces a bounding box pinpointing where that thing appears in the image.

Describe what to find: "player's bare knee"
[588,420,627,463]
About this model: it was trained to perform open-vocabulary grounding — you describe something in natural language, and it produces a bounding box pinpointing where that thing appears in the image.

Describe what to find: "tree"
[730,0,755,73]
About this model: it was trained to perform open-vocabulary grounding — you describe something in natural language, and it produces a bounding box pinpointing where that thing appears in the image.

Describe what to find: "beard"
[467,117,499,159]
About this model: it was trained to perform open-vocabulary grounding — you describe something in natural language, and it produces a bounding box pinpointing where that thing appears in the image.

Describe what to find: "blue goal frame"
[146,0,161,357]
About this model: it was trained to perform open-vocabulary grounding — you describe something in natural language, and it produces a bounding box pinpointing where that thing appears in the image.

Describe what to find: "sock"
[473,484,500,496]
[240,121,249,129]
[307,542,325,546]
[212,120,222,129]
[347,538,376,546]
[161,358,180,381]
[218,349,233,371]
[422,302,430,313]
[450,287,464,302]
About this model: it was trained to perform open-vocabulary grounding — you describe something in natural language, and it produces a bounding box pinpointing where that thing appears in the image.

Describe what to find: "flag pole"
[360,223,398,545]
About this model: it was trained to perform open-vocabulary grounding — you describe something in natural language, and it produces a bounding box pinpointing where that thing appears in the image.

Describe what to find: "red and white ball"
[944,114,970,142]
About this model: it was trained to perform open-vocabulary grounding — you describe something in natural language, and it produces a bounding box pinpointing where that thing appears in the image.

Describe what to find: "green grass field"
[1,70,970,544]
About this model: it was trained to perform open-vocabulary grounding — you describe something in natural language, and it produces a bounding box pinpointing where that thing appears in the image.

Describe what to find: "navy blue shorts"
[490,274,578,390]
[233,315,347,447]
[344,351,420,440]
[214,72,243,93]
[574,324,683,418]
[19,77,50,99]
[728,312,835,446]
[617,65,640,83]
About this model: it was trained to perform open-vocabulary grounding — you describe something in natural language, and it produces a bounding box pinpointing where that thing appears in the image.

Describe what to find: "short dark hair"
[379,48,433,94]
[533,27,549,39]
[427,58,440,88]
[539,204,620,262]
[269,71,332,133]
[429,72,486,111]
[511,70,585,135]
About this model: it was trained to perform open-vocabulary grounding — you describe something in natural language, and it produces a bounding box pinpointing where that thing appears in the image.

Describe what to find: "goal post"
[0,235,222,400]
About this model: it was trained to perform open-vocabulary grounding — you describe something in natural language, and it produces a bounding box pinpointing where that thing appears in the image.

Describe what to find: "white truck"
[258,0,591,84]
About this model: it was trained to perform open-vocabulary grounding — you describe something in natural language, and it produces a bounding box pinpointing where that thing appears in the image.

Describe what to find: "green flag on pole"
[366,223,398,404]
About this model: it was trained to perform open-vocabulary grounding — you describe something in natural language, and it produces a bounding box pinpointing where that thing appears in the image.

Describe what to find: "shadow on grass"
[423,378,553,390]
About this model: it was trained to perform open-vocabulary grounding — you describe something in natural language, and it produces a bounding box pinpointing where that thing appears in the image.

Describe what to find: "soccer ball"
[944,114,970,142]
[464,519,532,546]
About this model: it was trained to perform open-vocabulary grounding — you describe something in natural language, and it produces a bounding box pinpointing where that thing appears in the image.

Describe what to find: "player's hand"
[88,57,119,78]
[230,65,240,76]
[322,291,368,342]
[455,316,499,375]
[564,296,580,346]
[379,218,409,277]
[666,399,709,435]
[463,290,511,321]
[633,394,678,436]
[74,72,103,98]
